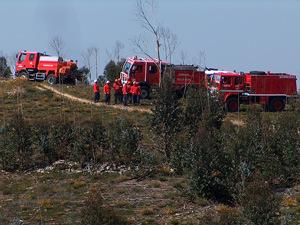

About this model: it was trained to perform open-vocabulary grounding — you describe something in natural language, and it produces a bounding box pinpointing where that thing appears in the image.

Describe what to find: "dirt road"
[39,84,152,113]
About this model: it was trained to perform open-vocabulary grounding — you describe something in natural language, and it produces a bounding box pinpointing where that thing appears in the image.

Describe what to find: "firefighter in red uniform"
[136,82,142,104]
[131,81,142,105]
[118,78,123,103]
[103,81,111,104]
[127,79,133,104]
[122,82,128,106]
[93,79,100,103]
[113,79,121,104]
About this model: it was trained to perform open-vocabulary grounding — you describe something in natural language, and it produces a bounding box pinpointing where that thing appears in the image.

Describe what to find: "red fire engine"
[120,56,205,98]
[207,70,297,112]
[15,50,78,84]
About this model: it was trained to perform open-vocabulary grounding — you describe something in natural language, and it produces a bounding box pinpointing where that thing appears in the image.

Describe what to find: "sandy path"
[39,84,152,113]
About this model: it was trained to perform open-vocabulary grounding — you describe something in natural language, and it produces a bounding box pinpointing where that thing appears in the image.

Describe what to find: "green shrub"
[240,175,281,225]
[81,188,128,225]
[107,118,142,164]
[0,113,33,171]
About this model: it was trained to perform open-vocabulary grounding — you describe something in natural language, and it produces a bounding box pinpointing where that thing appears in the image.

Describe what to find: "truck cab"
[120,56,167,98]
[16,51,44,77]
[207,71,245,112]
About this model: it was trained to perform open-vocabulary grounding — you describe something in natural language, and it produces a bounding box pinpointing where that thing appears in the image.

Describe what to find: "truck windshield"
[122,62,132,74]
[210,74,220,87]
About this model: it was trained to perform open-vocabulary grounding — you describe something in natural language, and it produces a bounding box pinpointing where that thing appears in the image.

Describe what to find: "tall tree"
[49,36,65,57]
[159,27,178,63]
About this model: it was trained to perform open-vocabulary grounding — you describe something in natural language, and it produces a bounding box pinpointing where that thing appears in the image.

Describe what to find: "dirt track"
[39,84,152,113]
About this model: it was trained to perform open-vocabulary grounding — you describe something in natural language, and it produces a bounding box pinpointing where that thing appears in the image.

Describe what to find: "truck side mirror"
[16,54,18,58]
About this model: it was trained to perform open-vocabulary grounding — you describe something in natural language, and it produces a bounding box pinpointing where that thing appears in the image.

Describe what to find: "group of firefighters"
[93,78,142,106]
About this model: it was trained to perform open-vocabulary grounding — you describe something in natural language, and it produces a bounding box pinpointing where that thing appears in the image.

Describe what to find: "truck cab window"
[221,76,231,85]
[234,77,243,85]
[29,54,35,61]
[148,65,157,74]
[19,53,27,62]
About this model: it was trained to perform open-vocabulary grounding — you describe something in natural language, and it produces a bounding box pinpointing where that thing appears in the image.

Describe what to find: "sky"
[0,0,300,86]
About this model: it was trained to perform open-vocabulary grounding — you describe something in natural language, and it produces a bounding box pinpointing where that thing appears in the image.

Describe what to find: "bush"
[0,113,33,171]
[199,207,249,225]
[240,175,281,225]
[107,118,142,164]
[150,75,182,160]
[81,188,128,225]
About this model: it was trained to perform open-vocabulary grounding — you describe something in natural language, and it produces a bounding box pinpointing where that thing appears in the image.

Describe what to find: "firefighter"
[136,82,142,104]
[127,79,133,104]
[103,81,111,105]
[122,82,128,106]
[93,79,100,103]
[131,81,142,105]
[113,79,121,104]
[117,78,123,103]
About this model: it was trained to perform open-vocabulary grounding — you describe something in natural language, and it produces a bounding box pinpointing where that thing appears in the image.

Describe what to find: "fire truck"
[120,56,205,98]
[207,70,297,112]
[15,50,78,84]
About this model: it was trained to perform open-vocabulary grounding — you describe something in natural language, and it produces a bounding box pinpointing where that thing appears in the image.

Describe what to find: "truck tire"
[225,97,239,112]
[141,87,150,99]
[268,97,285,112]
[19,71,28,79]
[47,74,57,85]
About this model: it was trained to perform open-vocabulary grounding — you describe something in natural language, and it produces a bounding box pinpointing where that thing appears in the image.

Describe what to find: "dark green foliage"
[0,116,141,171]
[240,175,281,225]
[74,66,90,82]
[103,60,124,83]
[81,189,128,225]
[189,129,234,204]
[107,118,142,164]
[150,75,182,159]
[0,56,11,78]
[0,113,33,171]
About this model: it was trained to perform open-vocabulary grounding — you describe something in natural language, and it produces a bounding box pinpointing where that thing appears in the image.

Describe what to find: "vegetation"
[103,60,124,83]
[0,56,12,78]
[0,79,299,224]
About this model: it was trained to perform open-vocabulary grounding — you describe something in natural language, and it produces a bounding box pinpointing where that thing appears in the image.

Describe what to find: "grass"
[0,79,299,224]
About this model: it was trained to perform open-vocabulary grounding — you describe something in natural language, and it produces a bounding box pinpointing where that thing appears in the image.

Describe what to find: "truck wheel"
[141,87,150,99]
[225,97,239,112]
[47,74,57,85]
[19,71,28,79]
[269,98,285,112]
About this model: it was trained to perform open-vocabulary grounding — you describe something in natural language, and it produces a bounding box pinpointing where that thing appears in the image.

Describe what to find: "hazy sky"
[1,0,300,85]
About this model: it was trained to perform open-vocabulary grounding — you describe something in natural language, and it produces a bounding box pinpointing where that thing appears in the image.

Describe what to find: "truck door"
[28,53,37,70]
[221,76,233,91]
[130,63,144,82]
[234,76,244,91]
[17,52,28,71]
[147,63,159,85]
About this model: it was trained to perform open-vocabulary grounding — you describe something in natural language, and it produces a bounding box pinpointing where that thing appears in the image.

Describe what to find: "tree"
[81,48,94,80]
[150,74,182,159]
[0,56,12,78]
[135,0,163,86]
[159,27,178,63]
[103,60,123,83]
[49,36,65,57]
[114,40,124,63]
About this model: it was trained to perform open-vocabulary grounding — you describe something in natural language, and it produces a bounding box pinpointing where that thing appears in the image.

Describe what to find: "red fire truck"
[120,56,205,98]
[15,50,78,84]
[207,70,297,112]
